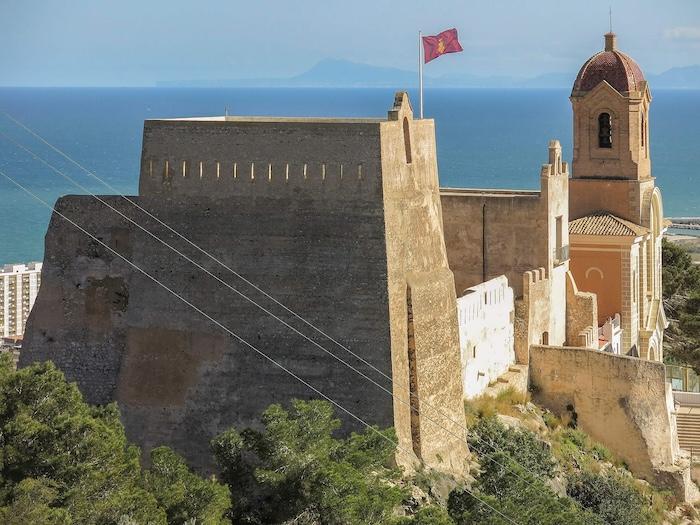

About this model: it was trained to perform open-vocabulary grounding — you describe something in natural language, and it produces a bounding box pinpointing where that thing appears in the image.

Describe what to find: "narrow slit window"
[406,286,421,459]
[598,112,612,148]
[403,117,412,163]
[199,161,203,178]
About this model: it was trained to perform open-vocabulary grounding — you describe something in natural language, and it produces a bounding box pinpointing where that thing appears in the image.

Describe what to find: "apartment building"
[0,262,42,337]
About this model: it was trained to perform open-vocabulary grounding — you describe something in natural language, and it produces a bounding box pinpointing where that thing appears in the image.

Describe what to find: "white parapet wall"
[457,275,516,398]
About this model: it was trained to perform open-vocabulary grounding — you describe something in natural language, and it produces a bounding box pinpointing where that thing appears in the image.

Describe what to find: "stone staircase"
[482,364,529,398]
[676,410,700,458]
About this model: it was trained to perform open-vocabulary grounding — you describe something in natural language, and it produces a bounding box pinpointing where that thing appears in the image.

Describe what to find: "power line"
[0,166,523,525]
[0,114,568,510]
[0,113,575,515]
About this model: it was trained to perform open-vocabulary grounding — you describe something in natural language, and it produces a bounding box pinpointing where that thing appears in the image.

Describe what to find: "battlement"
[136,96,426,200]
[522,267,548,296]
[457,275,513,325]
[540,139,569,178]
[140,157,380,200]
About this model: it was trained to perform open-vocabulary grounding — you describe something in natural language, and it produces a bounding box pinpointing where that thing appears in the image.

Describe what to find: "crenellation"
[140,157,378,200]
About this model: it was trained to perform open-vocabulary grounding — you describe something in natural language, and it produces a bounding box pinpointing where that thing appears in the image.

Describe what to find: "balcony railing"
[553,244,570,265]
[667,364,700,393]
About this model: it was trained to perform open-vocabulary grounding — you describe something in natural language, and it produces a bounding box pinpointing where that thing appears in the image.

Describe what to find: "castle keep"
[19,33,698,499]
[21,94,468,475]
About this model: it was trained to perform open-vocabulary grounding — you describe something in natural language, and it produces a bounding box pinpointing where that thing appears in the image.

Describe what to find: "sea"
[0,87,698,265]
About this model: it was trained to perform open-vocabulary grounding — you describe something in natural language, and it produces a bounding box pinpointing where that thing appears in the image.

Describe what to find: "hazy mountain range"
[157,59,700,89]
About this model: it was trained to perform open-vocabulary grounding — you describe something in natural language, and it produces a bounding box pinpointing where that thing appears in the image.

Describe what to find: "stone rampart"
[530,345,698,501]
[139,118,382,199]
[21,92,469,477]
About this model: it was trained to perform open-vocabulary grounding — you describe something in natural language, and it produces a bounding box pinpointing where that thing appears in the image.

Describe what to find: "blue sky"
[2,0,699,86]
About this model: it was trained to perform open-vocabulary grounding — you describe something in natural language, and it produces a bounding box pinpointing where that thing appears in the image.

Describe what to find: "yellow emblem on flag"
[437,39,446,53]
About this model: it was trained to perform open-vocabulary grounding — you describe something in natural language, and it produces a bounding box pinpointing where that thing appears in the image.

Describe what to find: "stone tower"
[20,93,469,476]
[568,33,666,360]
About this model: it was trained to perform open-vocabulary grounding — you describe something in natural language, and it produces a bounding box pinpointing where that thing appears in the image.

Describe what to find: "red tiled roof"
[573,35,645,93]
[569,212,648,237]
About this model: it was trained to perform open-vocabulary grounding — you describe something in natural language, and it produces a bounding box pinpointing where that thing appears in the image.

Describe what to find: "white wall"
[457,275,515,398]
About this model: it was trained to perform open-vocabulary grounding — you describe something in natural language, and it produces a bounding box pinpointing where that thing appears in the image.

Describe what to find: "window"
[403,117,412,164]
[406,286,421,458]
[554,215,564,263]
[641,112,646,148]
[598,112,612,148]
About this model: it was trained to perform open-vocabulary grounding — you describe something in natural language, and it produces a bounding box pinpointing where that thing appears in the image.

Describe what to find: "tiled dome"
[573,33,645,93]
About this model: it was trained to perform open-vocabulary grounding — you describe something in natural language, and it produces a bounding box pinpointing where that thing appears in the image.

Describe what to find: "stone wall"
[440,188,543,299]
[21,92,469,476]
[379,94,468,473]
[530,345,698,501]
[442,141,573,366]
[565,271,598,348]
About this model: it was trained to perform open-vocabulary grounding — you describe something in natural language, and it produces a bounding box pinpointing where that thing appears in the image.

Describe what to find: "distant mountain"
[647,66,700,89]
[156,59,700,89]
[289,59,416,87]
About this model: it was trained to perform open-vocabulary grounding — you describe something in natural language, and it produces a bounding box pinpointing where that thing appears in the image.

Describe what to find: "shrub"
[542,411,561,430]
[566,471,657,525]
[468,417,555,478]
[447,452,603,525]
[464,387,529,427]
[395,505,455,525]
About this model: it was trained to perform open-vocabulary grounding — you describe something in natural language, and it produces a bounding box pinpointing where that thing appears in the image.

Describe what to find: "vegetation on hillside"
[0,354,689,524]
[210,399,409,524]
[0,353,230,524]
[663,238,700,371]
[454,389,679,525]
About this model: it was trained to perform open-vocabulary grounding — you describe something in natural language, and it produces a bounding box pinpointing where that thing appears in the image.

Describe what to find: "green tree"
[211,399,406,524]
[0,357,230,524]
[662,239,700,371]
[662,238,700,299]
[0,478,71,525]
[145,447,231,525]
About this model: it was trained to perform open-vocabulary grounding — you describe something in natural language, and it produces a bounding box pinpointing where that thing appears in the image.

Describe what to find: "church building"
[568,33,667,361]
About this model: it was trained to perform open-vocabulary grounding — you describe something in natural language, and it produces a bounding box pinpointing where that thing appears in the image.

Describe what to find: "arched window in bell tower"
[641,111,647,155]
[598,112,612,148]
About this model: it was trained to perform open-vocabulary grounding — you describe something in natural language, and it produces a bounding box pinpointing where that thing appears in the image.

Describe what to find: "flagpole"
[418,30,424,119]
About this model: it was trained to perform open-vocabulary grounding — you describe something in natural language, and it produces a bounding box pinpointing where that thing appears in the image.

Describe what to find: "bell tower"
[570,33,653,224]
[568,32,667,362]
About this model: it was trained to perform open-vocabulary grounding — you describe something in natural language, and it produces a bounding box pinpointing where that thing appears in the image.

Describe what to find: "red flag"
[422,28,463,63]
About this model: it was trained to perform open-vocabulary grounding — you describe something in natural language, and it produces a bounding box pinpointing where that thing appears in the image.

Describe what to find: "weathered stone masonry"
[21,93,468,475]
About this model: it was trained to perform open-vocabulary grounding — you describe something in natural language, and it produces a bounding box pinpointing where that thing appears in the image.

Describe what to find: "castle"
[20,33,697,499]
